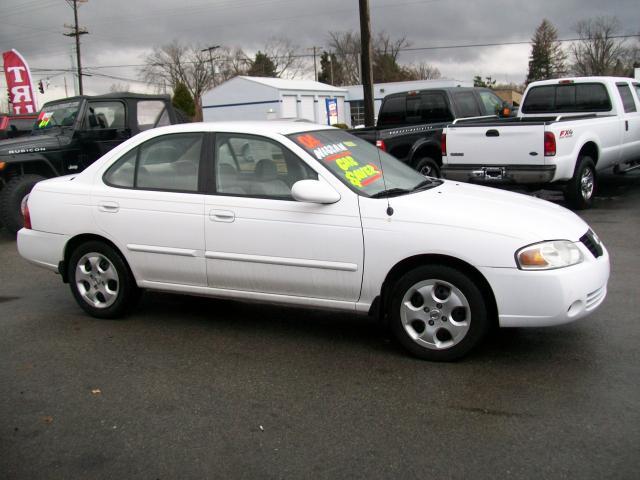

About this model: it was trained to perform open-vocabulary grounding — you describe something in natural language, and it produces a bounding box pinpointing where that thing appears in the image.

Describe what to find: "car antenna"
[376,133,394,216]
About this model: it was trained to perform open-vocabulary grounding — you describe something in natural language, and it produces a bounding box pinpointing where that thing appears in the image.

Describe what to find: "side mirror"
[291,179,341,204]
[499,103,512,117]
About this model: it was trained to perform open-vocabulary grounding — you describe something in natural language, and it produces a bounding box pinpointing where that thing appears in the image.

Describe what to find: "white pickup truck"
[441,77,640,209]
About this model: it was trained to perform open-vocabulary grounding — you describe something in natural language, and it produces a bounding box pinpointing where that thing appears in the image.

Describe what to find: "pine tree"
[247,51,277,77]
[526,19,567,84]
[172,82,195,118]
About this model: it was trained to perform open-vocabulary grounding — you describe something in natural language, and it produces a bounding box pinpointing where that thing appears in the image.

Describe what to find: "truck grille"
[580,230,603,258]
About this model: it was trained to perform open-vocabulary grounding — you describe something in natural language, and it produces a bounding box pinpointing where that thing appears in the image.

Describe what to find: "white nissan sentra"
[17,122,609,361]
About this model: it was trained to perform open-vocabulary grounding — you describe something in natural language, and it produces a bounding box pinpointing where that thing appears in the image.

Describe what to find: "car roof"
[149,121,337,136]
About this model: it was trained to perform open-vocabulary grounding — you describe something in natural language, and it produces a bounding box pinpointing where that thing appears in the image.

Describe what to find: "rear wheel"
[389,265,489,361]
[68,241,139,318]
[0,174,46,234]
[564,156,596,210]
[414,157,441,178]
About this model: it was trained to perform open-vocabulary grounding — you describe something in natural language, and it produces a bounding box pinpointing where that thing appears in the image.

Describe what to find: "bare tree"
[261,37,306,78]
[140,41,214,120]
[328,30,362,85]
[328,30,415,85]
[216,46,251,83]
[109,82,131,93]
[571,16,629,76]
[405,62,442,80]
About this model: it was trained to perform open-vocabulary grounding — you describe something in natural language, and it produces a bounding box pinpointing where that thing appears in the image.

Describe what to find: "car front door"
[93,132,207,286]
[204,132,364,303]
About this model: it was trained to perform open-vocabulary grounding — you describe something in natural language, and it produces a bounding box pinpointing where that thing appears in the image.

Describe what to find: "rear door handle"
[210,209,235,223]
[98,201,119,213]
[486,129,500,137]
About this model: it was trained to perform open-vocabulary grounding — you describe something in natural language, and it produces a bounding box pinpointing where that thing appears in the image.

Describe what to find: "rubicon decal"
[8,146,46,154]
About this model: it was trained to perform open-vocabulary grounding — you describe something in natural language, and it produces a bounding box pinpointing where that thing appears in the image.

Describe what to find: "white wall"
[202,77,279,122]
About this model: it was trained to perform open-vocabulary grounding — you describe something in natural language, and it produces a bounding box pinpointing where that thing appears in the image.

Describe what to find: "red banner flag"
[3,49,38,114]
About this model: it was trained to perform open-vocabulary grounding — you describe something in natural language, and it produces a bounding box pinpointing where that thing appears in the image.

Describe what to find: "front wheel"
[68,241,139,319]
[564,156,596,210]
[389,265,490,361]
[414,157,441,178]
[0,174,46,234]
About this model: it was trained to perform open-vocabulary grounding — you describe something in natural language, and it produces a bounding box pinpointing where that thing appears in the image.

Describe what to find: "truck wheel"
[564,156,596,210]
[0,174,46,234]
[68,241,140,319]
[388,265,489,361]
[414,157,441,178]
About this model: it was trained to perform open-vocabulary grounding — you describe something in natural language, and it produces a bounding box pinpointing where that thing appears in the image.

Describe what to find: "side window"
[420,93,453,123]
[616,83,637,113]
[377,96,405,126]
[452,91,481,118]
[137,133,202,192]
[85,101,125,129]
[137,101,167,131]
[104,149,137,188]
[214,134,317,198]
[478,91,504,115]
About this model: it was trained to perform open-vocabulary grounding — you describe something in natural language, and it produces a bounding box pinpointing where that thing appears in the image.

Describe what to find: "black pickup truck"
[349,87,513,177]
[0,92,188,234]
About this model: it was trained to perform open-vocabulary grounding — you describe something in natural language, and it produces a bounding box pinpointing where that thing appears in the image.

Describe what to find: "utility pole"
[201,45,220,88]
[307,46,322,82]
[358,0,375,126]
[63,0,88,95]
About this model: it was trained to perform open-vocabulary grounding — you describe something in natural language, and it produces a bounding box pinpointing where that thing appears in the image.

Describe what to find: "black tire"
[413,156,441,178]
[564,156,596,210]
[0,174,46,234]
[388,265,489,361]
[67,241,140,319]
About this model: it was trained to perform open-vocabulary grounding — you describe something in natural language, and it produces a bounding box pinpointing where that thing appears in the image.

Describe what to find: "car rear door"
[93,132,207,286]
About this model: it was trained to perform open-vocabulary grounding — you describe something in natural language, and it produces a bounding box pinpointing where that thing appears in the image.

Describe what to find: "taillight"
[441,132,447,156]
[0,116,9,130]
[21,195,31,230]
[544,132,556,156]
[375,139,386,151]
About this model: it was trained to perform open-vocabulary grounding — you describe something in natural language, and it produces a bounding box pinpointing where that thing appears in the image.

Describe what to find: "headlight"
[516,240,583,270]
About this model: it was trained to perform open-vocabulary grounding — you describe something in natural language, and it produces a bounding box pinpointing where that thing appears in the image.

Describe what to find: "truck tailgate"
[445,124,546,166]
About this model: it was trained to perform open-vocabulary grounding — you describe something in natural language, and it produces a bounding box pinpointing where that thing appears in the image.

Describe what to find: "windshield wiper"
[369,188,412,198]
[411,178,442,191]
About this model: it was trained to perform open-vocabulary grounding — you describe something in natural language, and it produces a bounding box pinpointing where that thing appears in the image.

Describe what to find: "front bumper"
[479,244,610,327]
[17,228,68,273]
[442,164,556,185]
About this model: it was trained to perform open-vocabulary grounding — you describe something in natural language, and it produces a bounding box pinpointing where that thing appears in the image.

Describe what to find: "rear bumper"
[442,164,556,184]
[17,228,68,273]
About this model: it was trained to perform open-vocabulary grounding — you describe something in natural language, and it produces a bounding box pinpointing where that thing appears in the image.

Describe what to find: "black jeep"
[0,93,188,234]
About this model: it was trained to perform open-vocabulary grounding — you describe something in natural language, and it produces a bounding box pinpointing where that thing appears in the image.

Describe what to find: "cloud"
[1,0,638,103]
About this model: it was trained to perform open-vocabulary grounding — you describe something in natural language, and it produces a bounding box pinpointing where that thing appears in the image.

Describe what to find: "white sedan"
[17,122,609,361]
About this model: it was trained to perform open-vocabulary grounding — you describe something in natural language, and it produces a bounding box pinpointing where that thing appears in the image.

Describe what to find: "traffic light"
[38,80,44,93]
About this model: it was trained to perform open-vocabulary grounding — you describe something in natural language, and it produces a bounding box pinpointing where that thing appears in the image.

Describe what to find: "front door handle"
[486,129,500,137]
[210,209,235,223]
[98,201,119,213]
[625,120,629,131]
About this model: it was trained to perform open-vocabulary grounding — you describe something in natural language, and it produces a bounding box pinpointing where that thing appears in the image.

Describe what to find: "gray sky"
[1,0,639,107]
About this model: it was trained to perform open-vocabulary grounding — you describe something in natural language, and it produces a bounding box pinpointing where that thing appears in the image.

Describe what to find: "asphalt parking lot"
[1,172,639,479]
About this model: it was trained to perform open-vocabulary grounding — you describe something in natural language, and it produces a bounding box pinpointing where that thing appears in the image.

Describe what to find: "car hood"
[388,180,590,243]
[0,133,62,156]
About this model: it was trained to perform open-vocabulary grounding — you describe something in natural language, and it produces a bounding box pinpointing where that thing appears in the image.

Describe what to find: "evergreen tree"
[526,19,567,84]
[172,82,196,118]
[247,51,277,77]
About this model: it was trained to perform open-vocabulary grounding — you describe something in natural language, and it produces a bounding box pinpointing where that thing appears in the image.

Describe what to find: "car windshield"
[32,100,81,133]
[288,129,439,197]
